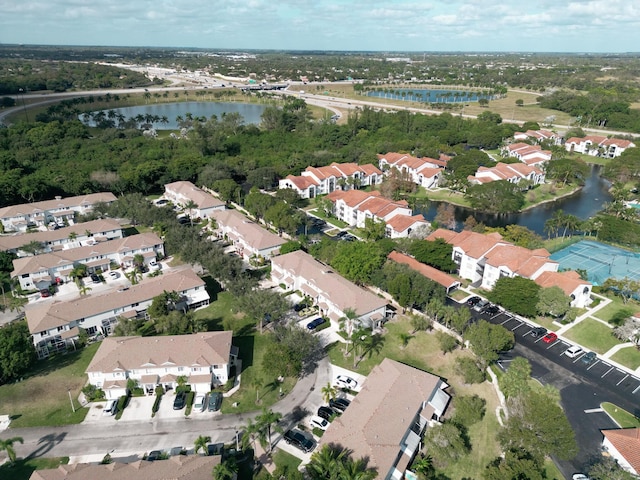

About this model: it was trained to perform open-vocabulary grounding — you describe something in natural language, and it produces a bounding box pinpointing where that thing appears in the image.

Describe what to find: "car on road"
[530,327,547,338]
[335,375,358,390]
[283,429,315,453]
[193,394,207,412]
[208,391,222,412]
[564,345,583,358]
[309,415,329,431]
[572,475,589,480]
[306,317,326,330]
[102,399,117,416]
[466,296,481,306]
[542,332,558,344]
[581,351,597,365]
[317,406,336,421]
[329,397,351,412]
[173,391,186,410]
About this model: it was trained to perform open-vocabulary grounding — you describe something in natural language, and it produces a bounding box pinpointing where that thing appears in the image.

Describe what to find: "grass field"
[593,296,640,324]
[610,346,640,371]
[0,343,99,428]
[601,402,640,428]
[0,456,68,480]
[562,318,620,354]
[328,315,501,477]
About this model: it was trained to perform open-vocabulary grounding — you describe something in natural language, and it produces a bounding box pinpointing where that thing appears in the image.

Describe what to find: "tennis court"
[550,241,640,286]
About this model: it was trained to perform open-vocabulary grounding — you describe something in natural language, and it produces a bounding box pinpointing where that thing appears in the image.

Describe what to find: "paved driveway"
[156,392,188,420]
[120,396,155,422]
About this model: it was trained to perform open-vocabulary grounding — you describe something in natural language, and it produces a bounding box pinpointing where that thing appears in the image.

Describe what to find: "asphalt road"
[7,357,330,462]
[465,301,640,477]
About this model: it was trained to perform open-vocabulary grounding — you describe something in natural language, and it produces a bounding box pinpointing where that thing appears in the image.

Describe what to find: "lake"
[82,102,267,129]
[419,164,612,236]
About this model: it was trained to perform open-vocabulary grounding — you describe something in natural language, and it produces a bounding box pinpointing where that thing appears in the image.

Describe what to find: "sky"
[0,0,639,53]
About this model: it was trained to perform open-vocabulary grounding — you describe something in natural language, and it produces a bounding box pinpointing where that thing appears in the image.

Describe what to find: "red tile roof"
[534,270,590,296]
[388,251,460,289]
[602,428,640,474]
[484,244,555,277]
[385,214,428,233]
[428,229,505,259]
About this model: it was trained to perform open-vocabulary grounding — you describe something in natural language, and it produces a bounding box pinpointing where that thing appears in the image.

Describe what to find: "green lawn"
[534,316,560,332]
[272,448,302,472]
[0,456,69,480]
[0,344,99,428]
[601,402,640,428]
[592,296,640,324]
[308,208,349,229]
[562,318,620,354]
[610,346,640,370]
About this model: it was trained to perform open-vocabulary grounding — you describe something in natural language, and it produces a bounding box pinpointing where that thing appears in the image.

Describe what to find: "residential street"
[7,357,331,463]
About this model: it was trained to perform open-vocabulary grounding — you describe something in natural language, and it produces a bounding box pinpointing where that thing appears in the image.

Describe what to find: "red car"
[542,332,558,344]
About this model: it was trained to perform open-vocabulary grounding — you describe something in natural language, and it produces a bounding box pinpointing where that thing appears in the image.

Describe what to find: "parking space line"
[602,366,614,378]
[546,342,558,349]
[586,361,599,370]
[500,317,511,325]
[633,384,640,394]
[510,323,523,331]
[616,374,629,386]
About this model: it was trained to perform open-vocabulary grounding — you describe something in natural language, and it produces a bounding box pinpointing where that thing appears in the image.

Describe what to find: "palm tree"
[194,435,211,455]
[339,308,359,354]
[78,283,92,296]
[184,199,198,226]
[213,458,238,480]
[321,382,338,404]
[398,332,414,350]
[306,444,346,480]
[124,268,141,286]
[340,457,377,480]
[254,408,282,455]
[0,436,24,465]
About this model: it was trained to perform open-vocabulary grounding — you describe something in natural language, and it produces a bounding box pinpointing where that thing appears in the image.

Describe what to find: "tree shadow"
[27,432,67,459]
[233,336,254,372]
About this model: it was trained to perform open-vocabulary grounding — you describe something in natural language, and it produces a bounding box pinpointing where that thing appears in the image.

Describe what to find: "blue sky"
[1,0,638,52]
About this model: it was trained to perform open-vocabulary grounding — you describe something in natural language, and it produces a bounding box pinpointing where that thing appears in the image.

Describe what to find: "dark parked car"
[306,317,326,330]
[283,429,314,453]
[581,351,597,365]
[173,391,186,410]
[147,450,162,461]
[40,289,51,298]
[317,405,336,421]
[329,397,351,412]
[208,391,222,412]
[530,327,547,338]
[466,296,481,306]
[207,443,224,456]
[294,302,308,312]
[90,273,101,283]
[484,304,499,315]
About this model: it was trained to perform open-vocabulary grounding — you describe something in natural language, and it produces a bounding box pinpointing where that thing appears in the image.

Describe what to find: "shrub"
[82,384,106,402]
[114,394,129,420]
[452,394,486,427]
[436,331,458,354]
[185,391,195,415]
[455,357,486,384]
[152,390,163,417]
[312,427,324,438]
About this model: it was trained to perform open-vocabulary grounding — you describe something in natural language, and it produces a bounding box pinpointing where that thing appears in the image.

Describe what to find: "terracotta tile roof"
[428,229,505,259]
[25,268,206,334]
[507,142,534,152]
[320,358,446,476]
[419,167,441,178]
[283,174,318,190]
[164,181,224,210]
[378,153,445,170]
[326,189,377,207]
[0,192,117,221]
[385,215,428,234]
[29,455,221,480]
[534,270,591,296]
[0,219,123,252]
[271,251,387,316]
[11,233,163,278]
[86,331,232,374]
[426,228,458,243]
[602,138,635,148]
[303,162,382,181]
[602,428,640,474]
[484,244,555,277]
[388,251,459,289]
[210,210,287,252]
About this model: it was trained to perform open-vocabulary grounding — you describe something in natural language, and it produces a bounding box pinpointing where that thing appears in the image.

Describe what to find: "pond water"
[82,102,267,129]
[419,164,612,236]
[367,88,493,103]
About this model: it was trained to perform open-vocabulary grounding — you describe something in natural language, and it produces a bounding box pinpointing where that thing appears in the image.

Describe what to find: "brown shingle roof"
[320,359,445,476]
[29,455,221,480]
[164,181,225,210]
[210,210,286,252]
[0,193,117,220]
[271,251,387,316]
[602,428,640,474]
[86,331,232,373]
[25,268,205,334]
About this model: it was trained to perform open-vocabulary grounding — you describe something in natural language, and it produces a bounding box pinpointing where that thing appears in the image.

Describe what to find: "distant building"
[164,181,225,219]
[86,331,235,399]
[467,162,545,186]
[210,209,287,260]
[377,152,445,189]
[271,250,388,328]
[0,192,117,233]
[388,251,460,294]
[320,358,450,480]
[503,142,552,167]
[278,162,382,199]
[25,268,209,359]
[513,129,558,144]
[564,135,636,158]
[327,190,414,231]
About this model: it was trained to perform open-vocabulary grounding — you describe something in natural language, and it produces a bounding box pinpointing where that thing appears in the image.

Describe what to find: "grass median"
[0,343,99,428]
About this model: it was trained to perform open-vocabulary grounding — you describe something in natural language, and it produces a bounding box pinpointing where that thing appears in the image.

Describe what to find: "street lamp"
[68,388,76,413]
[234,428,240,451]
[18,88,29,122]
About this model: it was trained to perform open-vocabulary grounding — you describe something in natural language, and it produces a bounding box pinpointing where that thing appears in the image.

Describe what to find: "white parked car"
[335,375,358,390]
[309,415,329,431]
[149,260,161,271]
[102,399,117,416]
[108,271,119,279]
[193,394,207,412]
[565,345,583,358]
